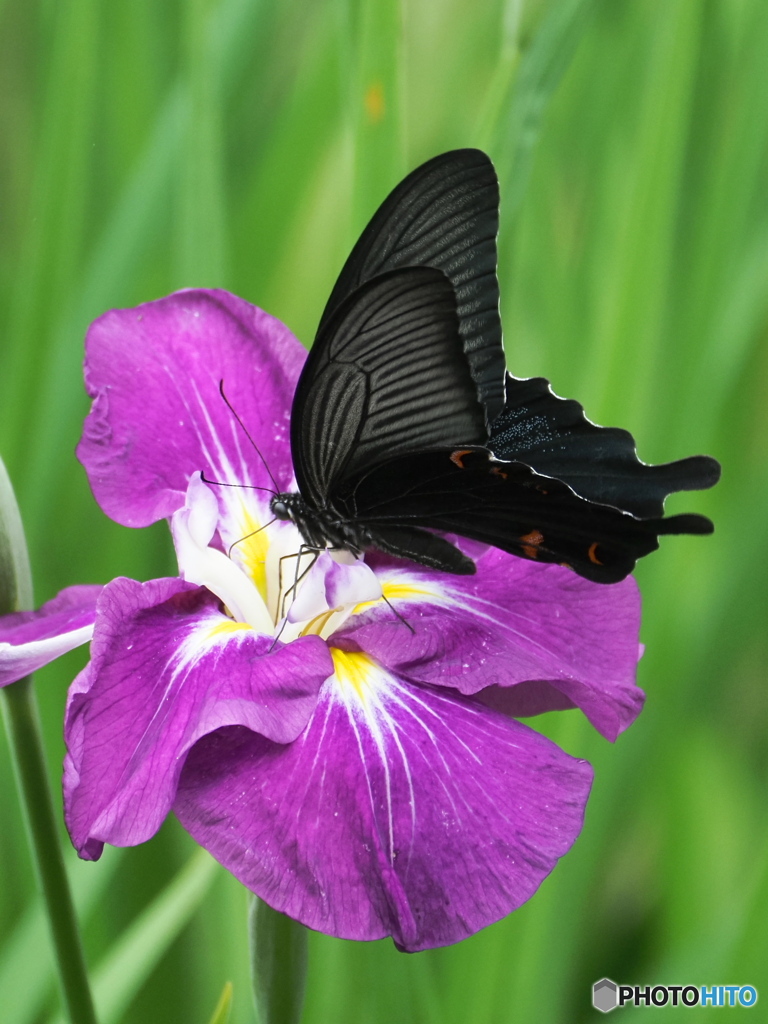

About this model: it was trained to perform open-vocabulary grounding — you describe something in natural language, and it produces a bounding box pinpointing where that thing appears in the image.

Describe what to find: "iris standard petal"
[77,289,305,527]
[337,549,644,741]
[0,585,101,687]
[175,649,593,952]
[171,473,274,632]
[64,575,332,856]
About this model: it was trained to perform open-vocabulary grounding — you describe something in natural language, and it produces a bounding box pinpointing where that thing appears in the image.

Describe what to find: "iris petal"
[64,575,331,856]
[340,550,644,741]
[78,290,304,526]
[0,585,101,687]
[172,474,273,632]
[176,655,593,951]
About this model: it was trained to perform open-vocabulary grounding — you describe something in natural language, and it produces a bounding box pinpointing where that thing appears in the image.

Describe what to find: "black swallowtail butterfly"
[269,149,720,584]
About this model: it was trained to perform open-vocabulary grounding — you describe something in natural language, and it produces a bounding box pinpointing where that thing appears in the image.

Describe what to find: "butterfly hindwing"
[489,373,721,518]
[319,149,505,423]
[339,447,714,583]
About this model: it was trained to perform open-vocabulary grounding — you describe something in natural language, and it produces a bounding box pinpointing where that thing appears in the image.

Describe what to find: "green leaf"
[490,0,596,221]
[347,0,405,238]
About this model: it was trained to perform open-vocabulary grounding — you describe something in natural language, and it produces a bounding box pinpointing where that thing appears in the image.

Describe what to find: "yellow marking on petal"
[207,620,252,639]
[354,580,434,614]
[331,648,377,703]
[232,504,270,603]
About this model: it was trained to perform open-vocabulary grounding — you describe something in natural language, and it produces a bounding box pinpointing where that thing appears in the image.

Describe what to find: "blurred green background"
[1,0,766,1021]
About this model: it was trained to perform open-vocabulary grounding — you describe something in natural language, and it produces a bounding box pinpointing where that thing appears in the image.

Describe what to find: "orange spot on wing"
[491,466,508,479]
[520,529,544,559]
[588,542,603,565]
[450,449,474,469]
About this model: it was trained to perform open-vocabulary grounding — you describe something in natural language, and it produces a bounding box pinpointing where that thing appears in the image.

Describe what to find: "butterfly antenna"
[218,379,281,494]
[200,472,276,494]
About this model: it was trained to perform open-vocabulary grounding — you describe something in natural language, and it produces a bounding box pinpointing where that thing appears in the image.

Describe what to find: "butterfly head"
[270,493,296,522]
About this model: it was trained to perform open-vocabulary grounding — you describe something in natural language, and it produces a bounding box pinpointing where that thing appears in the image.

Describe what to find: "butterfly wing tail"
[653,512,715,536]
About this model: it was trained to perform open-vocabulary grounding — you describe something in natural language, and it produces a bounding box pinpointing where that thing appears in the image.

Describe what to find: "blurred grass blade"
[348,0,404,236]
[175,0,230,288]
[490,0,596,219]
[0,850,124,1024]
[207,981,234,1024]
[724,832,768,981]
[48,849,219,1024]
[1,0,99,466]
[474,0,522,152]
[0,901,53,1024]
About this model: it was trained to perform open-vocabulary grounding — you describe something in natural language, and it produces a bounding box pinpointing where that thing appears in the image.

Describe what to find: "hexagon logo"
[593,978,618,1013]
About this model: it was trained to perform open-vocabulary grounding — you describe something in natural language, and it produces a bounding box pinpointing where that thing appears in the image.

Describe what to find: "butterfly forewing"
[319,149,505,423]
[291,266,486,506]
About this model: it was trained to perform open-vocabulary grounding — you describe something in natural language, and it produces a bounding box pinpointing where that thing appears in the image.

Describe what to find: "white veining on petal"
[452,588,574,661]
[0,623,96,685]
[329,650,417,867]
[325,651,503,881]
[166,373,256,491]
[109,608,254,798]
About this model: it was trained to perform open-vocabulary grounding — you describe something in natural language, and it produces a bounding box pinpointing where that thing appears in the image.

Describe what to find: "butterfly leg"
[380,592,416,634]
[226,518,277,558]
[277,544,322,621]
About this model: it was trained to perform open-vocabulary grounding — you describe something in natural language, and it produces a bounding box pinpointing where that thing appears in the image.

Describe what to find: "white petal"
[171,476,273,633]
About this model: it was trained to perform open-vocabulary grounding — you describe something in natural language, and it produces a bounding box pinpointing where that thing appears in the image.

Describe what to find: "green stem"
[1,455,97,1022]
[0,678,99,1024]
[249,897,308,1024]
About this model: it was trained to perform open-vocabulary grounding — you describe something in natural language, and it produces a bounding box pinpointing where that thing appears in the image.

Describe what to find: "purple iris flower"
[0,289,644,951]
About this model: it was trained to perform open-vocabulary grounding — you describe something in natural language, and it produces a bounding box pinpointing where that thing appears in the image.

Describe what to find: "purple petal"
[324,556,382,609]
[287,553,382,625]
[77,290,306,527]
[337,550,644,741]
[475,679,577,716]
[65,576,332,856]
[0,585,101,687]
[175,654,593,951]
[63,664,102,859]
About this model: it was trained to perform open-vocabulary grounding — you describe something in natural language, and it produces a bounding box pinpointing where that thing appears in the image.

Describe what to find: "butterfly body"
[271,491,372,557]
[275,150,720,584]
